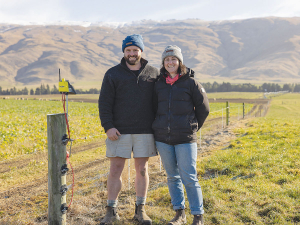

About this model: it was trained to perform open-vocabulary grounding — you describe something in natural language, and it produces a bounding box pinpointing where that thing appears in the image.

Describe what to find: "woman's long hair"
[160,60,187,76]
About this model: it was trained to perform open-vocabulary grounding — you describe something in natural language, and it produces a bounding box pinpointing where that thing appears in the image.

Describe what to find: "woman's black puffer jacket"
[152,68,210,145]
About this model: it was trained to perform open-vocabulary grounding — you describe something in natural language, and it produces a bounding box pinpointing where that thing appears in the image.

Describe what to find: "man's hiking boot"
[191,214,204,225]
[100,206,120,225]
[167,209,187,225]
[133,204,152,225]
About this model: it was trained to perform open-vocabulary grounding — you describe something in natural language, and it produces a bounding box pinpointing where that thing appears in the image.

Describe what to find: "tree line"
[202,82,300,93]
[0,82,300,95]
[0,84,100,95]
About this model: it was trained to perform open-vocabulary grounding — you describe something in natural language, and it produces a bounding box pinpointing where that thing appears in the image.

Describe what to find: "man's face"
[124,46,142,65]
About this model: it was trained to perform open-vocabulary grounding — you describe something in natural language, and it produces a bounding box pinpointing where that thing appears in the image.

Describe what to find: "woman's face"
[164,56,179,76]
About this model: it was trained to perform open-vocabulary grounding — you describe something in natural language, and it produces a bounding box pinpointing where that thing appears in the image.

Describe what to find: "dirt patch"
[199,118,251,157]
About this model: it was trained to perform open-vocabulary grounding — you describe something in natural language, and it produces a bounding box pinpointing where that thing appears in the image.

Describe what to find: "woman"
[152,45,209,225]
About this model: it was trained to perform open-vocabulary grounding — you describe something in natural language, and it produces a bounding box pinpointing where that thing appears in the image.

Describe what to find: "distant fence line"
[263,90,289,98]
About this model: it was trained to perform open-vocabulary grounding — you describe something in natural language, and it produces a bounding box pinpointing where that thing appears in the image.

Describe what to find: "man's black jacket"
[98,58,159,134]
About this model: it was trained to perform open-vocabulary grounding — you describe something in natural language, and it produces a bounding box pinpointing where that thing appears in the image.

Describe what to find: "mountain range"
[1,17,300,88]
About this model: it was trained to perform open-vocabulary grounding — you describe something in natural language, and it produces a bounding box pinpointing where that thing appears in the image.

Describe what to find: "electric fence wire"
[62,93,75,209]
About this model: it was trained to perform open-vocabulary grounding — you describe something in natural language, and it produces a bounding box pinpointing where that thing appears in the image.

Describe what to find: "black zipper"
[167,85,172,142]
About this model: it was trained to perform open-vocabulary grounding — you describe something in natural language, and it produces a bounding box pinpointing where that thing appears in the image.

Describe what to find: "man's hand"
[106,128,121,141]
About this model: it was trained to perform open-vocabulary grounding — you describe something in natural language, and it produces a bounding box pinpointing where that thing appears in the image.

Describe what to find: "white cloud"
[0,0,68,23]
[144,1,210,21]
[223,0,300,21]
[0,0,299,24]
[272,0,300,17]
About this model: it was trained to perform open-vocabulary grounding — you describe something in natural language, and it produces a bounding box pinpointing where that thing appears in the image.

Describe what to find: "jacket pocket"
[189,117,198,132]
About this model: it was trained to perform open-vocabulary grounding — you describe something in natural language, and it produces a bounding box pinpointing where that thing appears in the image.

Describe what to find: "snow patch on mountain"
[0,19,212,28]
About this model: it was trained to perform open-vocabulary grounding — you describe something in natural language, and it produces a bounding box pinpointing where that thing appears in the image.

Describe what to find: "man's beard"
[124,55,141,65]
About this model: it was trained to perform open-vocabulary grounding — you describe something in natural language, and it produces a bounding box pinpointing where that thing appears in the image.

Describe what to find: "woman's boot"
[167,209,187,225]
[191,214,204,225]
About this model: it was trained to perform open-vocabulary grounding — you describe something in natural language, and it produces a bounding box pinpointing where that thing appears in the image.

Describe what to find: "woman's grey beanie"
[162,45,183,63]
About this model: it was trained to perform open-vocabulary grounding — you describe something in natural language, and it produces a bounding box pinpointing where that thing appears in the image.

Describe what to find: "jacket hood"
[188,68,195,78]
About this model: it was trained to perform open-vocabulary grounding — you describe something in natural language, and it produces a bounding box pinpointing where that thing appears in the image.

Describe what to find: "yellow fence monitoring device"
[58,69,76,95]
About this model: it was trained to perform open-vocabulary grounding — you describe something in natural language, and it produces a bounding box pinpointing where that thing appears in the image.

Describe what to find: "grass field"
[0,99,250,161]
[192,93,299,224]
[0,93,298,224]
[145,93,300,225]
[195,97,300,224]
[0,98,250,206]
[0,99,105,160]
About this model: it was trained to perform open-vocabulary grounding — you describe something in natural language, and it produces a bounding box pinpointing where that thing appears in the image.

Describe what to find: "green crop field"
[0,100,105,160]
[0,99,250,161]
[0,93,298,224]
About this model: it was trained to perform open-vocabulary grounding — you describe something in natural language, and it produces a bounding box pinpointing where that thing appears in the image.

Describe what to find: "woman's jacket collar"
[159,67,195,81]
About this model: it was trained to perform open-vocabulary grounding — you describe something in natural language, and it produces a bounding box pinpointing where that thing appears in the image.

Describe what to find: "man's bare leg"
[134,157,149,197]
[107,157,126,200]
[133,157,152,224]
[101,157,126,225]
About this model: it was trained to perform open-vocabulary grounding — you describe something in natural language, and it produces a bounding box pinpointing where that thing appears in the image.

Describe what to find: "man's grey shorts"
[105,134,157,158]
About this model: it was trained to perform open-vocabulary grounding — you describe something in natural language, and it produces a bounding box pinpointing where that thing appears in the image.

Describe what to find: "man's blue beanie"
[122,34,144,52]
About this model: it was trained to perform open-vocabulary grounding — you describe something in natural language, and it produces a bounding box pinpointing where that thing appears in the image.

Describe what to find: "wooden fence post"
[243,102,245,119]
[47,113,67,225]
[226,101,230,126]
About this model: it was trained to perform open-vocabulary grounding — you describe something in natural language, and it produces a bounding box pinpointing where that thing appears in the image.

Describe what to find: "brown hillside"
[0,17,300,86]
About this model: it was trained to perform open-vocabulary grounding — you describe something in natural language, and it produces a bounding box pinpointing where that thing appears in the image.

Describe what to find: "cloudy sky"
[0,0,299,24]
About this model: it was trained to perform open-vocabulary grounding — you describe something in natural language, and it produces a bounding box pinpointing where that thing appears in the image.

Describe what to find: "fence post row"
[47,113,68,225]
[226,101,230,126]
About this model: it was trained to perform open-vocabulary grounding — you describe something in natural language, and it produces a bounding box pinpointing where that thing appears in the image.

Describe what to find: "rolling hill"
[1,17,300,87]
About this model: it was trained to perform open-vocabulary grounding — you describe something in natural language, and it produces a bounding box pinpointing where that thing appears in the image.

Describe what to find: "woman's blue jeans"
[155,141,204,215]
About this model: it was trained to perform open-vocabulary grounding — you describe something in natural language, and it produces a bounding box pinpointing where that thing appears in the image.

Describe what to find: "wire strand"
[62,93,74,209]
[66,151,74,209]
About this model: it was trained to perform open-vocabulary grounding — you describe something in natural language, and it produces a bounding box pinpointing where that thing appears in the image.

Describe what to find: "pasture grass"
[147,93,300,224]
[207,102,253,119]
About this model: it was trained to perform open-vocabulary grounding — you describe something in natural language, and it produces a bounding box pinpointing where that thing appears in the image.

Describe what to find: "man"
[98,34,159,225]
